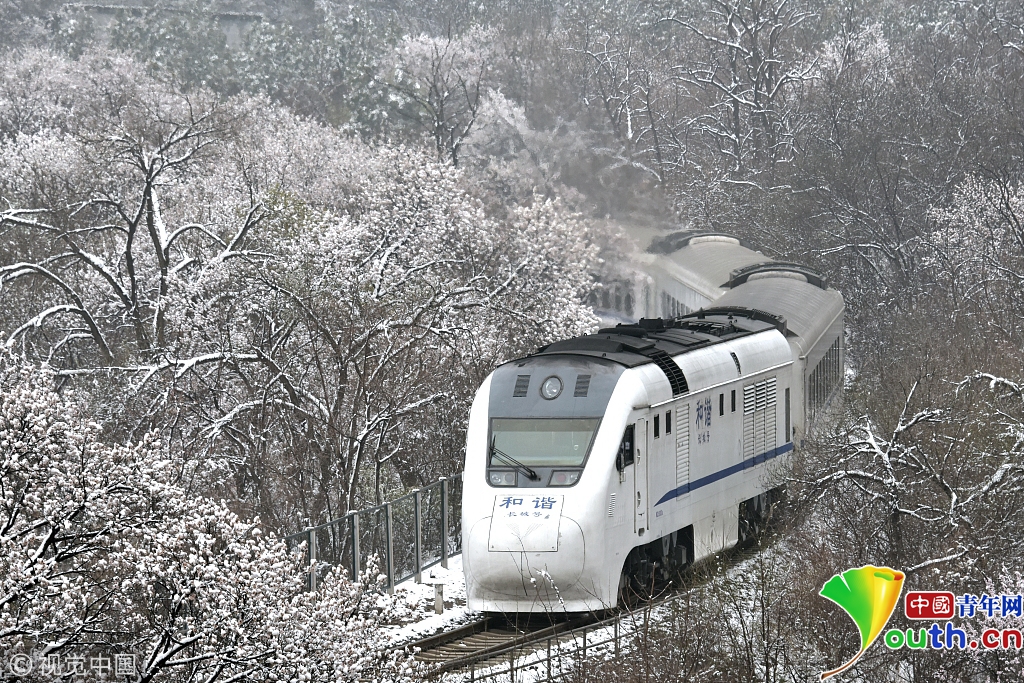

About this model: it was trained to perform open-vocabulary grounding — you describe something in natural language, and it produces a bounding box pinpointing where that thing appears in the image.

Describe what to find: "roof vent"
[574,375,592,397]
[726,262,827,290]
[747,271,807,283]
[647,230,749,254]
[730,352,742,375]
[645,349,689,396]
[688,235,740,246]
[600,324,649,337]
[513,375,530,397]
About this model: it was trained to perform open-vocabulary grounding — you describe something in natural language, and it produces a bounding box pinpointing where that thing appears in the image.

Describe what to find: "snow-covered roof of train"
[646,232,772,302]
[714,274,844,360]
[527,310,788,399]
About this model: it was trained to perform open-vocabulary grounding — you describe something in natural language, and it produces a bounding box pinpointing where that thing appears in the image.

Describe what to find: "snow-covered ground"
[378,548,769,682]
[383,549,766,682]
[385,555,481,647]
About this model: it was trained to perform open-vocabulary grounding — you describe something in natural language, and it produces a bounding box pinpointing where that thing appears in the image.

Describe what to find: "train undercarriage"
[618,486,786,604]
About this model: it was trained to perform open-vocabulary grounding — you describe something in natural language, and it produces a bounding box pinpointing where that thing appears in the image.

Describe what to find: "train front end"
[461,354,631,614]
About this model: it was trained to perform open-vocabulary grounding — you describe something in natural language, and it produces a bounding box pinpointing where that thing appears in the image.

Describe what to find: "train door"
[634,417,649,535]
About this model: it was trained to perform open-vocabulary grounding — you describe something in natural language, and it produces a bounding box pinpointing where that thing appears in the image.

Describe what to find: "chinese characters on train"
[694,396,712,444]
[499,496,557,519]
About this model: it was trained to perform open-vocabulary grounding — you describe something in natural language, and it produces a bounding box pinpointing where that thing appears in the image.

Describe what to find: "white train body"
[643,231,845,440]
[463,312,803,614]
[462,232,845,615]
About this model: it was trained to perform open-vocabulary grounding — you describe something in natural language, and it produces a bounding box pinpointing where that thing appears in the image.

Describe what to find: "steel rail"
[402,541,763,678]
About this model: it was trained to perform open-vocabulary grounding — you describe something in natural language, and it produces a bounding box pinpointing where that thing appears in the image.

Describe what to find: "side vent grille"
[574,374,592,397]
[513,375,531,397]
[743,376,777,460]
[676,403,690,488]
[607,492,616,517]
[646,349,689,395]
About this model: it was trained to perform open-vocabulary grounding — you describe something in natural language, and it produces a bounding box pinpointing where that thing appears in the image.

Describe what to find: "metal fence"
[285,473,463,593]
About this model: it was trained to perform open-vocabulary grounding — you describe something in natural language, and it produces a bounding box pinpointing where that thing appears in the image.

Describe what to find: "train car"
[640,231,771,317]
[638,231,844,436]
[713,263,844,440]
[462,309,806,615]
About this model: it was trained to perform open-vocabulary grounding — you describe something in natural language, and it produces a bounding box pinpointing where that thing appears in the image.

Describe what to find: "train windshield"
[490,418,601,467]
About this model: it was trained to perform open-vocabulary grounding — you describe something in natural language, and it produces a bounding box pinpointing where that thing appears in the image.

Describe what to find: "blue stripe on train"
[654,442,795,506]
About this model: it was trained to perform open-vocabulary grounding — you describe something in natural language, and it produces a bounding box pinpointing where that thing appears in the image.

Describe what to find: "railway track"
[409,614,592,674]
[401,540,763,677]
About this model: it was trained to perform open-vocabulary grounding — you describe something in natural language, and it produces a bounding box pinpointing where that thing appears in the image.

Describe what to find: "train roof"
[645,230,844,357]
[527,310,784,395]
[713,273,843,358]
[646,232,772,302]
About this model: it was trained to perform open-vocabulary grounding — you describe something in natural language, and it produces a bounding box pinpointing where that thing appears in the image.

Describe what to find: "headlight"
[540,375,562,400]
[489,471,517,486]
[549,470,580,486]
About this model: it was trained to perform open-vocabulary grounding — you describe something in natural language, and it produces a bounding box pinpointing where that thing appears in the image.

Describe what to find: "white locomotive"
[462,235,844,614]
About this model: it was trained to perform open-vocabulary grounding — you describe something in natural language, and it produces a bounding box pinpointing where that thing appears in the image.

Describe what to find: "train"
[461,232,844,614]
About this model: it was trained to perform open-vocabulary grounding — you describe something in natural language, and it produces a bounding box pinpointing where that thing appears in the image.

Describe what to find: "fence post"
[547,637,552,682]
[433,583,444,614]
[440,477,449,569]
[350,512,360,581]
[414,488,423,583]
[385,502,395,594]
[614,619,619,657]
[306,526,318,592]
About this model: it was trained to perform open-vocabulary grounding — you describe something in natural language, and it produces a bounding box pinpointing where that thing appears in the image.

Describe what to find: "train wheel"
[739,487,786,546]
[617,567,630,608]
[738,495,765,547]
[619,542,669,606]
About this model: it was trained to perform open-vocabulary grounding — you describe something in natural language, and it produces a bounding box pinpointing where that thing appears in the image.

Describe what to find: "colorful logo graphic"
[818,565,905,680]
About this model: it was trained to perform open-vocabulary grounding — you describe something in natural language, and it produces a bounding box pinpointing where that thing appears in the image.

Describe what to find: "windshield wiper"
[490,440,540,481]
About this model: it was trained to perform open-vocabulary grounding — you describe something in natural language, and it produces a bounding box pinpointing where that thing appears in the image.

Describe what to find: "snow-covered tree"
[383,26,498,165]
[0,353,416,682]
[925,174,1024,337]
[792,373,1024,579]
[965,568,1024,680]
[0,48,599,528]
